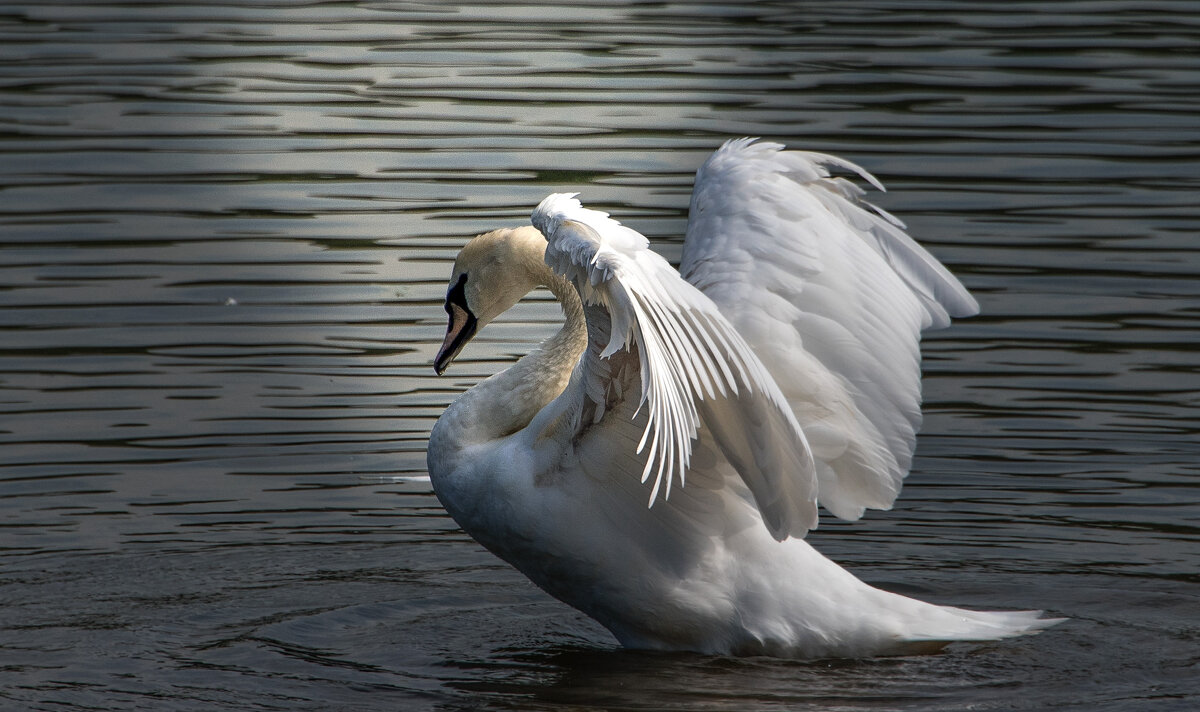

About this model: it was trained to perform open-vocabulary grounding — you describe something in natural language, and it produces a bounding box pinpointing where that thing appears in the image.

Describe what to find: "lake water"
[2,1,1198,710]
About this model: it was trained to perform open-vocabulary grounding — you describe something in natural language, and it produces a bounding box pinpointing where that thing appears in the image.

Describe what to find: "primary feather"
[682,138,979,520]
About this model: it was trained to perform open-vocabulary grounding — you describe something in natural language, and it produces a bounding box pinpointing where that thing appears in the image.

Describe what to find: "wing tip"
[532,192,582,229]
[713,137,892,196]
[533,192,608,251]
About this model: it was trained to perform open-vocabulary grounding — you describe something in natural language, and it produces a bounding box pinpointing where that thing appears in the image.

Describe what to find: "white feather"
[681,138,979,520]
[532,193,817,538]
[426,141,1060,658]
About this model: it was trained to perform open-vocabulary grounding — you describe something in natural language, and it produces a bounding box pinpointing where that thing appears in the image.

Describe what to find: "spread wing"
[680,138,979,521]
[532,193,818,540]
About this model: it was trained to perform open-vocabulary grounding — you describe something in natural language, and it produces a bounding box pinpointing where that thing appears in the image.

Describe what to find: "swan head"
[434,226,549,375]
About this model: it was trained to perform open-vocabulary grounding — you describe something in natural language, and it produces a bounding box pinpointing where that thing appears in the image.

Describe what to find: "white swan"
[426,139,1060,657]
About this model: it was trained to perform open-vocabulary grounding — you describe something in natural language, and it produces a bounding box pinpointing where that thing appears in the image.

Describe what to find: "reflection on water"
[2,1,1198,710]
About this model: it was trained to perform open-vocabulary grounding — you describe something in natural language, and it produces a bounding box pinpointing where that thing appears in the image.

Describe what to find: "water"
[1,1,1198,709]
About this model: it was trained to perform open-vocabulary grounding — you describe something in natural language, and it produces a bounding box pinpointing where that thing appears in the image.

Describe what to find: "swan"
[426,138,1060,658]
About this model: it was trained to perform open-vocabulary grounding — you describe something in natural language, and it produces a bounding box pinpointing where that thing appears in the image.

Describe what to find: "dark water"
[2,2,1198,710]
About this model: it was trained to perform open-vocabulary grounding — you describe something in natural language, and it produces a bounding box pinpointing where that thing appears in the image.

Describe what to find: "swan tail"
[902,605,1065,645]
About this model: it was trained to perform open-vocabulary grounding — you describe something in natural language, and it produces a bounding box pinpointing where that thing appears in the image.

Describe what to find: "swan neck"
[493,269,587,428]
[543,272,587,349]
[434,264,587,458]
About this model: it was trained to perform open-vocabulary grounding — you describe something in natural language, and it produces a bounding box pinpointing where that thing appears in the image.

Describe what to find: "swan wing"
[680,138,979,521]
[532,193,818,540]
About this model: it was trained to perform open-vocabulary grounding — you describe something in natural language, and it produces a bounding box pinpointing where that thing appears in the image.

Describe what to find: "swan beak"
[434,301,477,375]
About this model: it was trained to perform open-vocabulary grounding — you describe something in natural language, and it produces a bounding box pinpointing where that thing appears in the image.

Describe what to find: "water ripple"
[2,1,1198,710]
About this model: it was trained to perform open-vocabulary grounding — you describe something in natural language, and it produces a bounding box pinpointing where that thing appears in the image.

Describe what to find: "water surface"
[2,2,1198,710]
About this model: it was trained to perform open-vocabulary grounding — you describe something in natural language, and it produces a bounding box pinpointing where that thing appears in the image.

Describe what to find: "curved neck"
[430,271,587,469]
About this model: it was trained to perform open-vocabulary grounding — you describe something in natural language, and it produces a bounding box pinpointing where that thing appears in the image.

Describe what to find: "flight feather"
[681,138,978,521]
[532,192,818,539]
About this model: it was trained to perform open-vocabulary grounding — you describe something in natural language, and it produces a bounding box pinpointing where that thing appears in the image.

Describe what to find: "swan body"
[427,139,1059,657]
